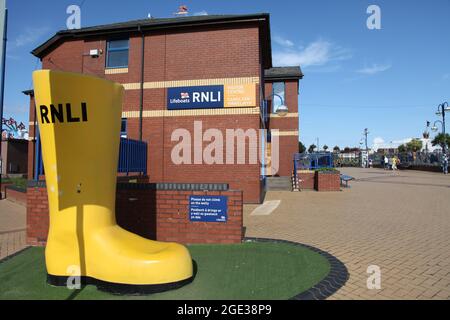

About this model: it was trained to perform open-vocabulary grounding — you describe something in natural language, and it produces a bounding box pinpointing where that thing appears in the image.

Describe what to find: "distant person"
[384,155,389,170]
[392,156,399,171]
[443,154,448,175]
[369,159,373,168]
[388,157,394,170]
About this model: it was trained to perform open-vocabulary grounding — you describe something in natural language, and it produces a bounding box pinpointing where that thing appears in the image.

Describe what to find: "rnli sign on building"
[167,84,255,110]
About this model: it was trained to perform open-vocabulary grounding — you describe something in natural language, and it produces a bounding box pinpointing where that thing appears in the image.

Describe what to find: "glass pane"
[272,82,285,113]
[121,119,127,133]
[108,39,129,50]
[120,119,127,137]
[107,50,129,68]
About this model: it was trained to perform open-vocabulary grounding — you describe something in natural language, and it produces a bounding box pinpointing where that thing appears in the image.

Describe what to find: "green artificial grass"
[0,242,330,300]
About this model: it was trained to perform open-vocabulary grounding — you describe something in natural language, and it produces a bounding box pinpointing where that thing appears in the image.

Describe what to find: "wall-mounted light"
[89,49,100,58]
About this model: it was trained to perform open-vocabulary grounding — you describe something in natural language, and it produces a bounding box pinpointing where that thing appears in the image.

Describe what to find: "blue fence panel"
[293,152,334,171]
[118,138,148,175]
[35,136,147,180]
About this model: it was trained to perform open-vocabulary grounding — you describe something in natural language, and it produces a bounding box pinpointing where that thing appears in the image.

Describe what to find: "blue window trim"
[106,39,129,69]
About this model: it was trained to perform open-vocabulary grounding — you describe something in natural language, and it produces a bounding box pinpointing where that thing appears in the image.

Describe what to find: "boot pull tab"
[77,183,82,194]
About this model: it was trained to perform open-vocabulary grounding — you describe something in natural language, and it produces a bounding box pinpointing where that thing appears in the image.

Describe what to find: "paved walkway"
[244,168,450,300]
[0,200,27,260]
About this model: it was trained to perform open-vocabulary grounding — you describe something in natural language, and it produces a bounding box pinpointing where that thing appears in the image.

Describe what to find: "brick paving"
[0,200,27,260]
[244,168,450,300]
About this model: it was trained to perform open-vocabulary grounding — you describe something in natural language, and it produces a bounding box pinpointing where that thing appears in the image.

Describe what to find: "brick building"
[1,138,28,175]
[25,13,303,204]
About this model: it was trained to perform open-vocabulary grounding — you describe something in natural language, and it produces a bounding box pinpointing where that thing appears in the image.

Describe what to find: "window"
[121,118,127,138]
[106,39,129,68]
[272,82,285,114]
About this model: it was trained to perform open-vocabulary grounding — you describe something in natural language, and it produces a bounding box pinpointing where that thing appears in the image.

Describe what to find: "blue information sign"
[167,85,224,110]
[189,195,228,223]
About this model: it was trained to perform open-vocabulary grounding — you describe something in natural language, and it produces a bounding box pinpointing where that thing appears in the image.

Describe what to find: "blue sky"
[3,0,450,148]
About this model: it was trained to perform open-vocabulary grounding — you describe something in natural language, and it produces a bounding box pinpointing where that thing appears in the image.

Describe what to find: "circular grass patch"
[0,240,331,300]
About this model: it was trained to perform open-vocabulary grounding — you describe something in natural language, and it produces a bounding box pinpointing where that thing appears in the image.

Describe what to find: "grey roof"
[265,66,303,80]
[32,13,272,68]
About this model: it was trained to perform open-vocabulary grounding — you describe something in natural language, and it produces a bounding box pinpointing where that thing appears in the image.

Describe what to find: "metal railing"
[293,152,334,172]
[292,152,334,190]
[118,138,147,175]
[34,135,147,180]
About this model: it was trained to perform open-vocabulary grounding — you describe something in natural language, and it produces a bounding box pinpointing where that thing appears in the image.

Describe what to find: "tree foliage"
[398,144,407,153]
[298,141,306,153]
[431,133,450,149]
[406,139,423,152]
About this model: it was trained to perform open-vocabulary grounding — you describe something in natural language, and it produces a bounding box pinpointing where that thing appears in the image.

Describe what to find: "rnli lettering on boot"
[39,103,88,124]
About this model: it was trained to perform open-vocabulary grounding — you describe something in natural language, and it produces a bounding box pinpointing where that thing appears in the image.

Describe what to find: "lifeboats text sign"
[189,195,228,223]
[168,84,255,110]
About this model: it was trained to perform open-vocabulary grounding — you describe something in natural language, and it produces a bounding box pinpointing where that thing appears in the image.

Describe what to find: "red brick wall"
[297,171,315,190]
[276,136,298,177]
[315,172,341,192]
[134,115,262,203]
[42,40,84,72]
[265,80,299,177]
[27,186,49,246]
[156,190,243,244]
[27,184,243,246]
[33,23,263,204]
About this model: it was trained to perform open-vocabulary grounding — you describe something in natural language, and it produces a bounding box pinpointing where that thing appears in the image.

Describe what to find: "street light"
[266,93,289,117]
[433,102,449,154]
[431,123,441,132]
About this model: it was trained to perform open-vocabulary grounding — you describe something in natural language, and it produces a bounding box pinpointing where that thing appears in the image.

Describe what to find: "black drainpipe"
[138,25,145,141]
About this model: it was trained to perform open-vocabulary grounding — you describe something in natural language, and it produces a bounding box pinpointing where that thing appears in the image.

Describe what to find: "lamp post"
[431,102,449,174]
[266,93,289,117]
[424,121,431,153]
[432,120,445,149]
[431,102,449,154]
[361,128,369,168]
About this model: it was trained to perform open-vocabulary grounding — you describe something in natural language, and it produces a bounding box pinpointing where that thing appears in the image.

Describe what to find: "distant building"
[338,148,361,160]
[373,137,441,153]
[24,13,303,204]
[1,138,28,176]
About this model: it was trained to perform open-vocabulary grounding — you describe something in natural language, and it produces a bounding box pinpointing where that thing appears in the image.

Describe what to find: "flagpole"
[0,6,7,198]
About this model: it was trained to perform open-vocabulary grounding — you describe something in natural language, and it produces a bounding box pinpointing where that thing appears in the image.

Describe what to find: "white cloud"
[13,27,50,48]
[193,10,208,16]
[273,35,294,48]
[356,63,392,75]
[273,39,352,68]
[372,137,421,151]
[373,137,384,145]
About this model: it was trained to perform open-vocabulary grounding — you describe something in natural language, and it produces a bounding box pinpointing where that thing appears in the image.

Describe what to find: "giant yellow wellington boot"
[33,70,193,294]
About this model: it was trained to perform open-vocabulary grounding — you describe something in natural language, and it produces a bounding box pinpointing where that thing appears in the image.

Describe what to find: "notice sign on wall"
[224,84,256,108]
[189,195,228,223]
[167,84,255,110]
